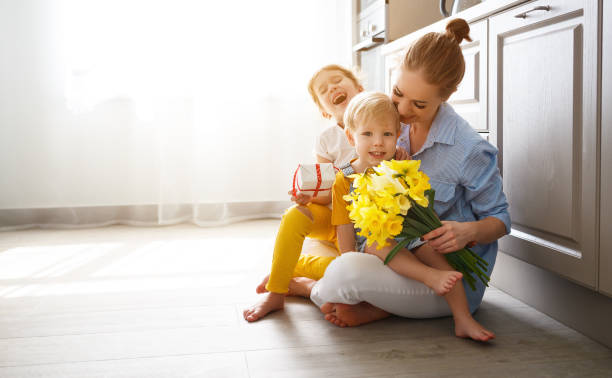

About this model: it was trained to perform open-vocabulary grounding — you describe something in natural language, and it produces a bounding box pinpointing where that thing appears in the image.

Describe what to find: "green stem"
[410,202,441,229]
[383,237,412,265]
[403,217,431,235]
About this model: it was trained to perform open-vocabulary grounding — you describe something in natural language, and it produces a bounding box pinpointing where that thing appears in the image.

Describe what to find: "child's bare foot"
[454,315,495,342]
[425,270,463,296]
[287,277,317,298]
[320,302,390,327]
[243,292,284,322]
[255,276,316,297]
[255,275,270,294]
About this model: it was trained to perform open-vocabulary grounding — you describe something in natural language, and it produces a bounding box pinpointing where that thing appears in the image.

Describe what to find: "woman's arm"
[336,223,357,253]
[423,141,510,254]
[423,217,506,254]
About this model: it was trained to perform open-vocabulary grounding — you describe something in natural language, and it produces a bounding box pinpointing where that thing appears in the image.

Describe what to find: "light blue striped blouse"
[397,102,511,313]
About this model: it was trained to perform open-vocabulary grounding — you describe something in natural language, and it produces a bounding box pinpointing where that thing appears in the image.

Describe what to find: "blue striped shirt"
[397,102,511,313]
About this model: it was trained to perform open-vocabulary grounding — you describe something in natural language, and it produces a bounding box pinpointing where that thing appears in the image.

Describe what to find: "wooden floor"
[1,220,611,377]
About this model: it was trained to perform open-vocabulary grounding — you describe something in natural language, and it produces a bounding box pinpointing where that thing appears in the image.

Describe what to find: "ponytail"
[402,18,471,99]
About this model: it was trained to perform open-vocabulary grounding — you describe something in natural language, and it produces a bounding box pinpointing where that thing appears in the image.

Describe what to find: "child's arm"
[287,188,332,206]
[288,190,331,206]
[336,223,357,253]
[331,171,355,252]
[309,191,331,205]
[316,155,333,164]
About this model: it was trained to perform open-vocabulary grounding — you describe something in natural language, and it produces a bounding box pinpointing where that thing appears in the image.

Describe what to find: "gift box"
[292,163,336,198]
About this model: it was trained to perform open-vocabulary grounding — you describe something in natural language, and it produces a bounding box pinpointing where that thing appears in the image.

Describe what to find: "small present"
[292,163,336,198]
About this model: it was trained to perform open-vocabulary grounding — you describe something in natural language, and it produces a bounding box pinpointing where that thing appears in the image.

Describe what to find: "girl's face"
[391,68,445,127]
[313,70,363,124]
[346,116,398,169]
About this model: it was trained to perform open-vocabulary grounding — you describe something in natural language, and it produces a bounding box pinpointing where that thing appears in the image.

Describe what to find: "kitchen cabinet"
[490,0,599,289]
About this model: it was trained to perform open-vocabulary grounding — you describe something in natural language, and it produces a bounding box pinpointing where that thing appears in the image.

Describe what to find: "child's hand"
[394,146,411,161]
[288,190,312,206]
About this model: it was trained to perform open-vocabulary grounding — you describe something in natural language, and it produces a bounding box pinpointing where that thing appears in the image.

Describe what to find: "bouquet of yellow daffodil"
[343,159,489,290]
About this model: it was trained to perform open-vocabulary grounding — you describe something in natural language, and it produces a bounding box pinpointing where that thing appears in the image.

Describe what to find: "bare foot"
[287,277,317,298]
[425,270,463,296]
[320,302,390,327]
[454,315,495,342]
[255,275,315,297]
[243,292,285,322]
[255,275,270,294]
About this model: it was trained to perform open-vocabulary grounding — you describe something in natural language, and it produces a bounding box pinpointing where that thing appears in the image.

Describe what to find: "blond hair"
[343,91,400,133]
[403,18,471,99]
[308,64,362,112]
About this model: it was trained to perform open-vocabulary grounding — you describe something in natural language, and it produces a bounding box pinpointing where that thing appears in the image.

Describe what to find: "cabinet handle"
[514,5,551,19]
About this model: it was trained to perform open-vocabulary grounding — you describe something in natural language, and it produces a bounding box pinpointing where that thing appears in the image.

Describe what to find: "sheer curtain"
[0,0,353,229]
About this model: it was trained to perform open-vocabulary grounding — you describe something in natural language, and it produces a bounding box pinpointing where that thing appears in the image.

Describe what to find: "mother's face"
[391,68,444,126]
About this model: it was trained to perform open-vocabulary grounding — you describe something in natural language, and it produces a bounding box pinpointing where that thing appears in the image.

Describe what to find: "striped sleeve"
[462,141,511,234]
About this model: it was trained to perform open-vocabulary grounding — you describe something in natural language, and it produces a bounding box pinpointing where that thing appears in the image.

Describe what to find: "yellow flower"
[369,173,407,197]
[407,171,431,207]
[396,194,411,215]
[385,159,421,179]
[346,193,371,225]
[386,214,404,237]
[348,173,371,196]
[358,203,387,232]
[367,228,391,249]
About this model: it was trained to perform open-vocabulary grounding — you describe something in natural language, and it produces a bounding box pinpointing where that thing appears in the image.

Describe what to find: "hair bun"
[445,18,472,44]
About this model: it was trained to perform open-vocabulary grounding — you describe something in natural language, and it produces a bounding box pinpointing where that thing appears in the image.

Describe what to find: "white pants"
[310,252,452,319]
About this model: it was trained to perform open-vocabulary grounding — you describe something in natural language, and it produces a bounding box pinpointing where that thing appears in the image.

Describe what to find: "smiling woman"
[0,0,352,229]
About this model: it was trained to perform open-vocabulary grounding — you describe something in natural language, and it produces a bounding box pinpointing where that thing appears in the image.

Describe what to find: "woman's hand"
[394,146,411,161]
[288,190,311,206]
[422,221,477,253]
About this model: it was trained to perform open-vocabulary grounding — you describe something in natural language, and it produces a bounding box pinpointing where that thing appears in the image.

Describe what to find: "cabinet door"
[489,0,599,288]
[447,19,487,133]
[600,0,612,297]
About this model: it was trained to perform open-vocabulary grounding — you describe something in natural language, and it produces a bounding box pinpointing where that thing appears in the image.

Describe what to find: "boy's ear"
[345,128,355,146]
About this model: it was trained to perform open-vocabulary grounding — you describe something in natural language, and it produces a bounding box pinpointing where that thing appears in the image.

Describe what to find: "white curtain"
[0,0,353,229]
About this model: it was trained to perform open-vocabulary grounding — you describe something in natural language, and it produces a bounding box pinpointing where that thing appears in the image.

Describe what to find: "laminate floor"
[1,220,611,377]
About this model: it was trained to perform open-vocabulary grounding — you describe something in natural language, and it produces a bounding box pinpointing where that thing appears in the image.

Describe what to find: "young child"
[243,65,364,322]
[243,66,409,323]
[332,91,494,341]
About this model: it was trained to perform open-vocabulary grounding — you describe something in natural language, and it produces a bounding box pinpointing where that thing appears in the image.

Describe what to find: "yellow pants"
[265,204,339,293]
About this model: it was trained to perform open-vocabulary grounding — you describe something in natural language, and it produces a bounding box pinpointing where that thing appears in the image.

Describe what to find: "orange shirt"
[331,170,353,226]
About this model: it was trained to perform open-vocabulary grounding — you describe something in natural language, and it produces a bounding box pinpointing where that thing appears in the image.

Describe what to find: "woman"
[294,19,511,335]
